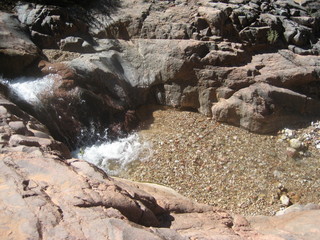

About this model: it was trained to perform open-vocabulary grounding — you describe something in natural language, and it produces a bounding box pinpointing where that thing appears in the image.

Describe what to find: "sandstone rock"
[2,84,320,239]
[276,203,320,216]
[8,121,28,135]
[59,36,94,53]
[4,0,319,139]
[249,210,320,240]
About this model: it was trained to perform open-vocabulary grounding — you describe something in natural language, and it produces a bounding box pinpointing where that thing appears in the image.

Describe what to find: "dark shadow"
[86,0,121,15]
[135,104,170,131]
[157,213,175,228]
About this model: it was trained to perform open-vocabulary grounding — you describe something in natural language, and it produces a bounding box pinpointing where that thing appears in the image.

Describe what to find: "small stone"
[273,170,283,179]
[0,106,8,117]
[284,129,295,138]
[289,139,302,150]
[286,147,299,158]
[9,121,27,135]
[280,195,291,207]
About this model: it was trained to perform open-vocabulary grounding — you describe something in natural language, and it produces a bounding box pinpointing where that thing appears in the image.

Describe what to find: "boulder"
[15,3,91,49]
[0,12,40,77]
[249,209,320,240]
[211,83,320,133]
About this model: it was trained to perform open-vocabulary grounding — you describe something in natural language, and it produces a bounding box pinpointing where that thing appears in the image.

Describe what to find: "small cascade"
[72,132,151,176]
[1,74,151,175]
[1,74,57,104]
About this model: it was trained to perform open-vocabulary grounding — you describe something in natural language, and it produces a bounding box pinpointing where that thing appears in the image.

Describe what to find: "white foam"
[1,74,58,103]
[73,133,151,176]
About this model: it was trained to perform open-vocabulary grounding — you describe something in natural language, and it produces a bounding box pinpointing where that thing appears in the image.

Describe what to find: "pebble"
[289,139,302,150]
[280,195,291,207]
[126,108,320,216]
[286,147,299,158]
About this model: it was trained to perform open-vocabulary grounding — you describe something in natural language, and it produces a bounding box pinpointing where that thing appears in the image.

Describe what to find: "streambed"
[125,108,320,216]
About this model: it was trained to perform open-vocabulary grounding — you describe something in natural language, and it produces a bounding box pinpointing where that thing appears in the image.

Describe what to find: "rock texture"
[0,12,40,77]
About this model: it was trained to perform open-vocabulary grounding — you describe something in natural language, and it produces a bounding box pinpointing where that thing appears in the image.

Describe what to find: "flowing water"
[1,74,150,175]
[1,74,57,103]
[72,133,151,176]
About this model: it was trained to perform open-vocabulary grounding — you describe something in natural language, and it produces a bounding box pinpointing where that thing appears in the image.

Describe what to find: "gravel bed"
[123,107,320,216]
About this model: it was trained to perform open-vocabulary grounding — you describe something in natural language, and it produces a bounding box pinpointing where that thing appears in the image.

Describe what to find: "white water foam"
[1,74,57,103]
[72,133,151,176]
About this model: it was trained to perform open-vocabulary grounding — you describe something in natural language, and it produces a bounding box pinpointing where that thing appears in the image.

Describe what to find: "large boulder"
[15,3,92,50]
[212,83,320,133]
[0,12,40,77]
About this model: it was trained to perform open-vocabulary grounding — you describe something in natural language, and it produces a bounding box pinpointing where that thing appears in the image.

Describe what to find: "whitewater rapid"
[72,133,151,176]
[1,74,150,175]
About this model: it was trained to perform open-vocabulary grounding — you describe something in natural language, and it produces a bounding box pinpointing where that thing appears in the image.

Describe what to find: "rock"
[280,195,291,207]
[212,83,320,133]
[0,12,40,77]
[286,147,300,158]
[59,36,94,53]
[284,129,296,138]
[8,121,28,135]
[276,203,320,216]
[16,4,91,49]
[289,138,303,149]
[249,209,320,239]
[2,80,320,239]
[2,0,319,141]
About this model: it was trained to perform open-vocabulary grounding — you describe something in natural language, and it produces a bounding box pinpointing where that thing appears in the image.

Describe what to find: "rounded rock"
[289,139,302,150]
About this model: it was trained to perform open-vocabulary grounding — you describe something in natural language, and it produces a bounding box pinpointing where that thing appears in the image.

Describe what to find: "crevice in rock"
[36,219,44,240]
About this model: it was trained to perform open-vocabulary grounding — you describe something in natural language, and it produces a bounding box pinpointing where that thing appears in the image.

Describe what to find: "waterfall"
[0,74,57,104]
[1,74,151,176]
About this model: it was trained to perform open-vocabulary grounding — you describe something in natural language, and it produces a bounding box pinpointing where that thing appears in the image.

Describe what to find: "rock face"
[212,82,320,133]
[0,12,40,77]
